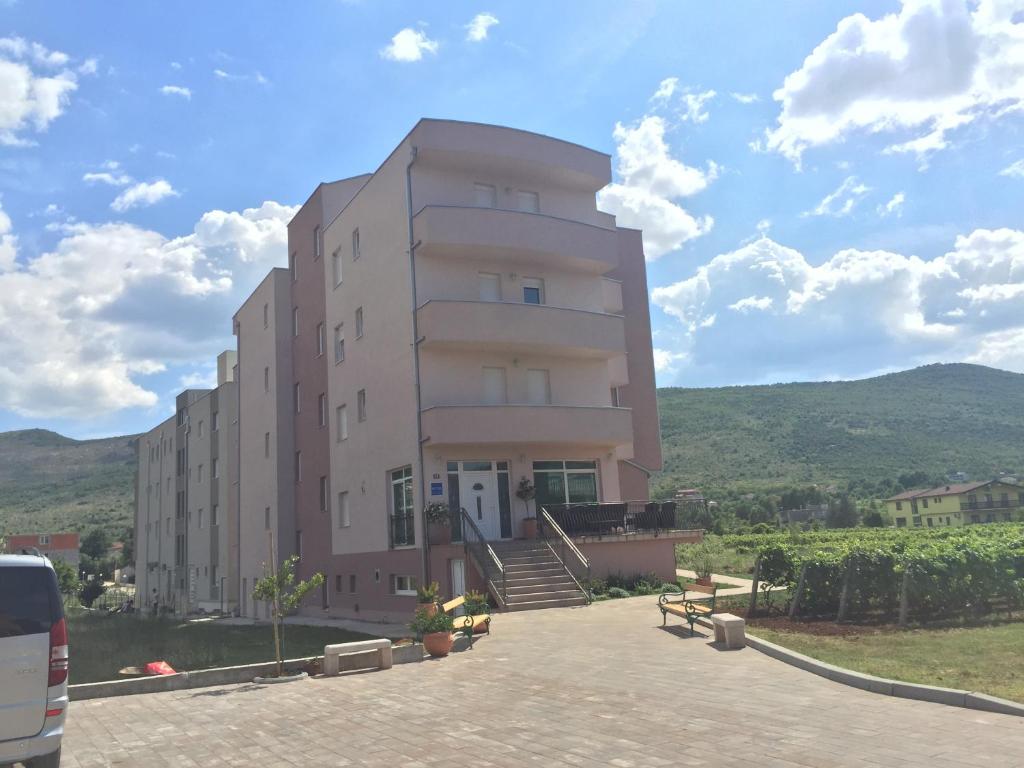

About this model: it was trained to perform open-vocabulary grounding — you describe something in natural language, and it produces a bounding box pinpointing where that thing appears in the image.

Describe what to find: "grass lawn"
[676,541,757,579]
[750,621,1024,704]
[67,611,378,684]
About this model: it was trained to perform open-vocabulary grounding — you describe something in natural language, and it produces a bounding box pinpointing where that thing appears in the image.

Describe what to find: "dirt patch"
[747,616,899,638]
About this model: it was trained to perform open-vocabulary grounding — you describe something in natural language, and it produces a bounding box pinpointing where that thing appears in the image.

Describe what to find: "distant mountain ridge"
[0,429,138,535]
[2,364,1023,534]
[653,363,1024,497]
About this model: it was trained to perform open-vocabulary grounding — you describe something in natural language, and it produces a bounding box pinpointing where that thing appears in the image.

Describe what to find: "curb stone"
[733,627,1024,718]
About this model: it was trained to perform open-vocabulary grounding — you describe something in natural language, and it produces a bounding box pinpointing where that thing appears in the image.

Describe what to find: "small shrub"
[80,579,106,608]
[586,577,608,596]
[416,581,440,604]
[409,606,455,638]
[660,583,683,594]
[607,587,630,599]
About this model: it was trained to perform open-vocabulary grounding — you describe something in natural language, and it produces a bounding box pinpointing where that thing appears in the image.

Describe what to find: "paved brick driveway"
[64,597,1024,767]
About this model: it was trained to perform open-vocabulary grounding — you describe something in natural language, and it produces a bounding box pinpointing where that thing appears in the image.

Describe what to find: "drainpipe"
[405,145,429,588]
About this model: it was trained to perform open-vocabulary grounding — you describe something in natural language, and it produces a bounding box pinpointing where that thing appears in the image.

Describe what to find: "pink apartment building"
[137,119,697,621]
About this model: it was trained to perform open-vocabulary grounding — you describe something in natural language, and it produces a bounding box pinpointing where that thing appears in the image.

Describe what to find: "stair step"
[506,581,577,595]
[506,589,585,603]
[503,565,564,576]
[505,596,588,612]
[504,574,576,586]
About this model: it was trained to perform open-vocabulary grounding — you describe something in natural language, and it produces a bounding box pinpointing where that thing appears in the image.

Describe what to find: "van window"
[0,567,61,637]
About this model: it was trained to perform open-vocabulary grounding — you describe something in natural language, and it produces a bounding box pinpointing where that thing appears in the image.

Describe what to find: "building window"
[177,408,186,426]
[479,272,501,302]
[294,382,301,413]
[895,501,902,511]
[296,530,302,559]
[39,534,50,546]
[349,574,356,593]
[332,248,342,287]
[263,432,270,458]
[263,303,269,328]
[482,367,507,404]
[295,451,302,483]
[389,466,415,547]
[336,404,348,441]
[198,508,204,529]
[895,517,907,527]
[264,366,270,392]
[289,251,297,281]
[318,393,327,427]
[526,369,551,405]
[522,277,544,304]
[352,228,360,260]
[319,476,328,513]
[335,574,343,592]
[474,182,497,208]
[517,190,539,213]
[264,506,271,530]
[313,225,321,260]
[198,420,204,438]
[355,307,364,338]
[316,322,325,357]
[338,491,350,528]
[913,515,923,527]
[212,458,218,479]
[390,575,417,596]
[922,498,929,508]
[334,324,345,363]
[610,387,620,407]
[357,389,366,422]
[211,504,218,526]
[213,411,220,431]
[533,460,599,506]
[292,307,299,337]
[197,464,204,483]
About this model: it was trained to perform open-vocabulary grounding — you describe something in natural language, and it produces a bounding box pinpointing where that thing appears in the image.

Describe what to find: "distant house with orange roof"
[3,532,81,571]
[885,480,1024,528]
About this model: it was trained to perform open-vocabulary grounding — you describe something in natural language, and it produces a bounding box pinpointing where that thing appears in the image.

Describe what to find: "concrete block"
[323,639,392,676]
[69,673,188,701]
[392,643,424,664]
[891,681,967,708]
[711,613,745,649]
[964,692,1024,717]
[824,666,893,695]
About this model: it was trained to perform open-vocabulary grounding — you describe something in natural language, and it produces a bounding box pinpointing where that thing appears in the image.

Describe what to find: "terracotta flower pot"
[522,517,538,539]
[418,602,438,617]
[428,523,451,546]
[696,576,713,587]
[423,631,453,658]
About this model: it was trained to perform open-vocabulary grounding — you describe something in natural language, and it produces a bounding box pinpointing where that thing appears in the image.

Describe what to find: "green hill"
[652,363,1024,497]
[0,429,138,535]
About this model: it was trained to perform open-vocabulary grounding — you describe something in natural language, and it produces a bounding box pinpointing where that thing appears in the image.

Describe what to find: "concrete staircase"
[491,540,588,611]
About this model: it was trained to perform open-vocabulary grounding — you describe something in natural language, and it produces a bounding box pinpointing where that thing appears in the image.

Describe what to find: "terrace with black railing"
[538,500,703,538]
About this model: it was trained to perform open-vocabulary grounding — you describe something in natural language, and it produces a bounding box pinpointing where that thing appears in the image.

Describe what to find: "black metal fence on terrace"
[539,500,702,537]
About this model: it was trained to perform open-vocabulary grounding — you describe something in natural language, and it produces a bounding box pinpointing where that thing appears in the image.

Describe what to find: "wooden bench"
[439,595,490,649]
[658,583,717,635]
[323,638,392,676]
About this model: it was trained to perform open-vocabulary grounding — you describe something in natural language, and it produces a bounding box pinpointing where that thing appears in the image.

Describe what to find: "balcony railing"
[538,500,701,537]
[389,512,416,548]
[960,500,1016,511]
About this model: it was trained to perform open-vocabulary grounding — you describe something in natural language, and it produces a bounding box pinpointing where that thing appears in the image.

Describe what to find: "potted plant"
[516,477,537,538]
[680,537,723,587]
[463,590,490,634]
[424,502,452,545]
[416,580,440,616]
[410,606,455,657]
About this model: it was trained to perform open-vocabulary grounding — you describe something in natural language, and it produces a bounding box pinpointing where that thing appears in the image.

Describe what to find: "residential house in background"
[886,480,1024,528]
[3,533,80,573]
[135,119,691,620]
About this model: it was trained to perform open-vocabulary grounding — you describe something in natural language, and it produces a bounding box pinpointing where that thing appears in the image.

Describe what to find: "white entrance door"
[450,559,466,616]
[463,470,501,540]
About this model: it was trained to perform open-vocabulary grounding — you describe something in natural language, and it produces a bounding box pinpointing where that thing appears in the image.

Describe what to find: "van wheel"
[27,748,61,768]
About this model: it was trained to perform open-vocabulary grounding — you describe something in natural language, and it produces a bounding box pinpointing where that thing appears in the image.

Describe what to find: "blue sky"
[0,0,1022,438]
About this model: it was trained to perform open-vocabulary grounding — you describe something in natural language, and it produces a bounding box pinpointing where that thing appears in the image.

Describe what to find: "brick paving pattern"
[64,597,1024,766]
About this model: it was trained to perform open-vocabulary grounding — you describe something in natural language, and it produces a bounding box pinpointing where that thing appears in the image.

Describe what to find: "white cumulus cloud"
[111,180,179,212]
[680,89,716,123]
[878,191,906,217]
[0,200,298,419]
[0,36,81,146]
[160,85,191,99]
[380,28,439,62]
[465,13,499,42]
[650,227,1024,384]
[803,176,871,217]
[597,83,717,260]
[763,0,1024,165]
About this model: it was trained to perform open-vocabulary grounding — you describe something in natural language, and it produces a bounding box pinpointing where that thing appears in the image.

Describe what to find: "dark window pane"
[534,471,565,506]
[567,473,598,503]
[0,567,59,637]
[565,461,597,470]
[532,461,564,471]
[498,471,512,539]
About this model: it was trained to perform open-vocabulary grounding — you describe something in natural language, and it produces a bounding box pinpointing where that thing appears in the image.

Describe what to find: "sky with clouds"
[0,0,1022,438]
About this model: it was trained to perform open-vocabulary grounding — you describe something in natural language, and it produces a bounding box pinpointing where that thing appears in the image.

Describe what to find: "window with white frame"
[212,411,219,431]
[352,228,360,260]
[212,458,219,478]
[313,225,321,260]
[517,190,539,213]
[318,393,327,427]
[337,490,350,528]
[198,420,204,438]
[332,248,342,287]
[292,307,299,337]
[336,404,348,441]
[316,322,325,357]
[479,272,501,302]
[389,466,415,547]
[357,389,366,422]
[355,307,363,338]
[482,367,507,404]
[390,574,417,596]
[533,460,599,506]
[474,182,497,207]
[334,324,345,363]
[526,369,551,404]
[522,277,544,305]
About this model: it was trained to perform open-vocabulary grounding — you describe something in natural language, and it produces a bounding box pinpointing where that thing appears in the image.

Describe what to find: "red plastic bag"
[143,660,176,676]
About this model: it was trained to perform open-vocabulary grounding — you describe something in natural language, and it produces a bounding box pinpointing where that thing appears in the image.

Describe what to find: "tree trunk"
[898,570,910,628]
[268,532,283,677]
[748,553,761,618]
[789,563,808,619]
[836,558,854,623]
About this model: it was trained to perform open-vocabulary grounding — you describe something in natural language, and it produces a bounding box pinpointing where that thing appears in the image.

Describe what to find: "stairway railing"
[460,507,507,608]
[538,506,592,603]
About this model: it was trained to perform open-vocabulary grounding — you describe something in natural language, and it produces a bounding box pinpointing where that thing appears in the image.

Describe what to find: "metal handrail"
[459,507,507,607]
[538,507,592,603]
